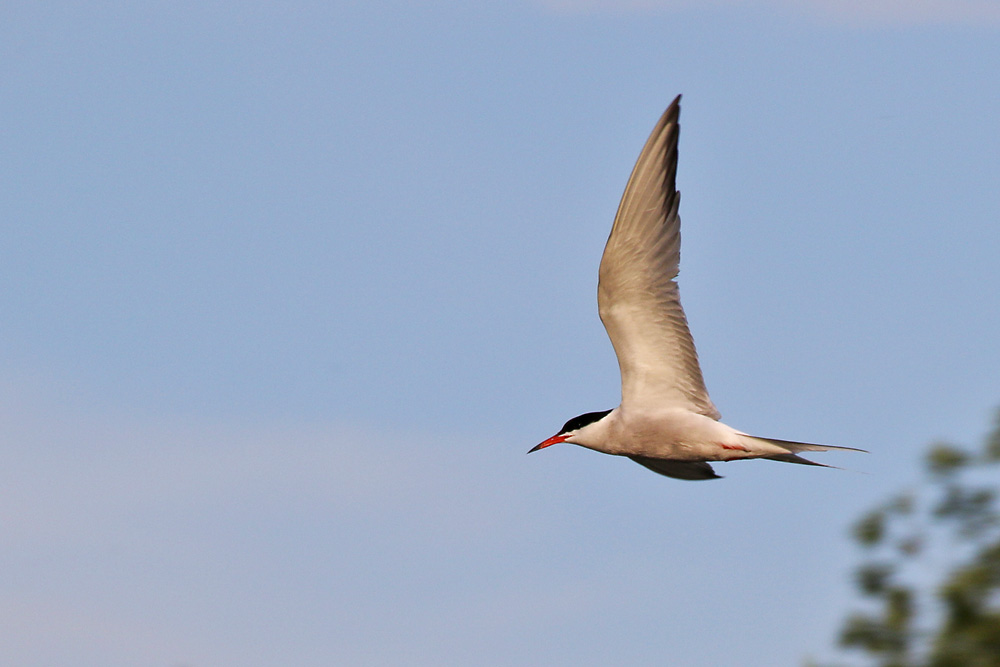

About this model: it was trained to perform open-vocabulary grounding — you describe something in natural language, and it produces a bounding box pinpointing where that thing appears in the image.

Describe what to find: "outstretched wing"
[629,456,721,481]
[598,96,719,420]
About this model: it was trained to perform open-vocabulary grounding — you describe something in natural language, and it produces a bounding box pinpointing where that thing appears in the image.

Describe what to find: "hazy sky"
[2,2,999,665]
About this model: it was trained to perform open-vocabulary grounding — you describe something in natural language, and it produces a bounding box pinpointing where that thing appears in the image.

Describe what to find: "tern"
[531,96,863,480]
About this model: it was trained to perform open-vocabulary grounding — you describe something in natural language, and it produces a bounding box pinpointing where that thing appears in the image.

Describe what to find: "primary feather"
[598,96,720,420]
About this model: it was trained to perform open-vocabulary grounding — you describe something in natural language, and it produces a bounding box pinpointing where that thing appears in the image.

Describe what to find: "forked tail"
[740,434,866,468]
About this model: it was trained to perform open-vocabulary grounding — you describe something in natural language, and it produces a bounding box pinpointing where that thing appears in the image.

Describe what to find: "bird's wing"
[629,456,721,481]
[598,96,720,420]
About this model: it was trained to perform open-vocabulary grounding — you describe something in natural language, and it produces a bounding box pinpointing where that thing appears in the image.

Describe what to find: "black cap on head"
[559,409,612,435]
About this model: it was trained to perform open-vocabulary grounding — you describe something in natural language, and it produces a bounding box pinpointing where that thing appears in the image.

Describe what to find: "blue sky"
[2,2,999,665]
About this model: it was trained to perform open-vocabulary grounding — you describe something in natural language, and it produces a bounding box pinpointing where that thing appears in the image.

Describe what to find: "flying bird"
[531,96,863,480]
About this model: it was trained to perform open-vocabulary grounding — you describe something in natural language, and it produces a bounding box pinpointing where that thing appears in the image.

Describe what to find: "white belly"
[603,407,745,461]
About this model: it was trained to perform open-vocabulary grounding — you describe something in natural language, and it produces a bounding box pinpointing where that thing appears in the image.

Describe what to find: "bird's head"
[529,409,613,453]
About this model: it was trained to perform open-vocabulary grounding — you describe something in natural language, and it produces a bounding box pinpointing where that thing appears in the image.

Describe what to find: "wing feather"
[629,456,721,481]
[598,96,720,419]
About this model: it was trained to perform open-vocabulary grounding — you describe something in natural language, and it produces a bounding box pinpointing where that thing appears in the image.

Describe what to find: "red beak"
[528,434,568,453]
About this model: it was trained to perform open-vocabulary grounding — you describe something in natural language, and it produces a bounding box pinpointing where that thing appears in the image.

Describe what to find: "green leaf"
[933,485,997,538]
[984,407,1000,462]
[856,562,894,596]
[854,510,886,547]
[927,443,970,477]
[887,493,915,515]
[886,586,914,631]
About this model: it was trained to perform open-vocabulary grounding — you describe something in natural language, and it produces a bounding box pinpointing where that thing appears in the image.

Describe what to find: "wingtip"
[666,94,682,114]
[656,95,682,130]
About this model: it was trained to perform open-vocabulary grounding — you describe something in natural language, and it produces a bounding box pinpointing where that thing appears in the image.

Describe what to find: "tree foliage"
[828,409,1000,666]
